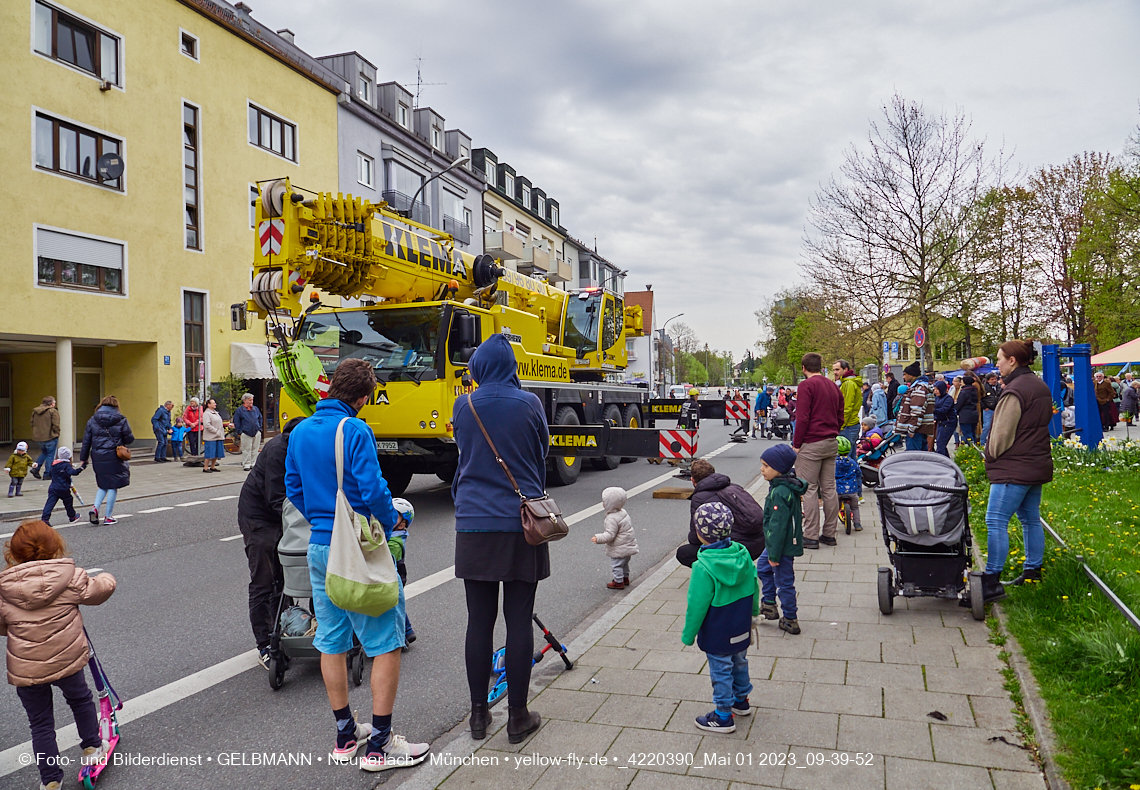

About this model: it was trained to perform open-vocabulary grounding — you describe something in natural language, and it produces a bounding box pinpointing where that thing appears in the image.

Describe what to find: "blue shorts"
[204,440,225,459]
[307,543,406,657]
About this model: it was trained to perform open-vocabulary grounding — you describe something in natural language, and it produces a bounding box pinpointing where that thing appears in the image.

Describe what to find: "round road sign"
[914,327,926,348]
[883,363,891,375]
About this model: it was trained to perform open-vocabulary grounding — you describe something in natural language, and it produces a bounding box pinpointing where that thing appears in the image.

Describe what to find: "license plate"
[377,441,398,452]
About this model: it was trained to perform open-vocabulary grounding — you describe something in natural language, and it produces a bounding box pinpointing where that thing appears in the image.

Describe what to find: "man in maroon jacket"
[792,353,844,548]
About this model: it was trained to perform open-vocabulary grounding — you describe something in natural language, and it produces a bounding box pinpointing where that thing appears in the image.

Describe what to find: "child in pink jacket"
[1,520,116,790]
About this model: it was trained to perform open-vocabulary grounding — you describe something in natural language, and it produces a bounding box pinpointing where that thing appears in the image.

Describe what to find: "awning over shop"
[1091,337,1140,366]
[230,343,276,379]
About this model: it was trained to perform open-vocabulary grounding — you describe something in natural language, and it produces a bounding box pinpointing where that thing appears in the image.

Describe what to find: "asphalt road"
[0,422,771,790]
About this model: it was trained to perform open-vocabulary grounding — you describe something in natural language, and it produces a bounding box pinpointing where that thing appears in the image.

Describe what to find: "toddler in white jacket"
[592,486,639,589]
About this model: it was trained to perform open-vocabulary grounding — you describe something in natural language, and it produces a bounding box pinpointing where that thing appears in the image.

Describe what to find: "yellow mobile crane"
[239,178,647,493]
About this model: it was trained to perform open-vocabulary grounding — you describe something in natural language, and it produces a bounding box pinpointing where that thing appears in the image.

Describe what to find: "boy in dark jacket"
[835,437,862,532]
[41,446,83,525]
[682,502,760,734]
[757,445,806,635]
[676,460,765,567]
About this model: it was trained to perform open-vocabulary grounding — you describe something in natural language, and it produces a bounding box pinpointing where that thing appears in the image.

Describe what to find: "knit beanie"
[903,362,921,377]
[57,446,72,461]
[761,444,797,475]
[694,502,733,543]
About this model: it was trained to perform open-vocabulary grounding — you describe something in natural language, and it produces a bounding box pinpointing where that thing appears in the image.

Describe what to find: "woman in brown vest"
[980,340,1054,602]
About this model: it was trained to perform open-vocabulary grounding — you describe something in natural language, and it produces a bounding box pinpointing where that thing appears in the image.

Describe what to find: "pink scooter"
[78,633,122,789]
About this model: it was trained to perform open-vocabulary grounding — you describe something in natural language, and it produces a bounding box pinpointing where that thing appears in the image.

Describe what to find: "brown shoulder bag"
[466,395,568,546]
[102,425,131,461]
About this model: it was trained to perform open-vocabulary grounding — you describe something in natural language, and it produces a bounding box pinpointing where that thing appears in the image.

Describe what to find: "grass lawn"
[957,444,1140,790]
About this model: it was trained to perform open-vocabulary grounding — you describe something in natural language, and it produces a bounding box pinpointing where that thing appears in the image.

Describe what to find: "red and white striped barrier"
[659,430,697,459]
[725,399,750,420]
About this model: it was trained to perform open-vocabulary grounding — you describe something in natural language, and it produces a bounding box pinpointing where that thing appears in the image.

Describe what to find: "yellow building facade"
[0,0,341,449]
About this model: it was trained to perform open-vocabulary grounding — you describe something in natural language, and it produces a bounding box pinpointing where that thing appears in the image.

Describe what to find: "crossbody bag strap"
[466,395,524,500]
[335,417,349,493]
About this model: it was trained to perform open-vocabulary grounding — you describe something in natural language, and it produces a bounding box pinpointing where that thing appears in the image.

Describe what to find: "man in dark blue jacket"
[284,359,426,772]
[151,401,173,462]
[233,393,264,471]
[753,386,773,438]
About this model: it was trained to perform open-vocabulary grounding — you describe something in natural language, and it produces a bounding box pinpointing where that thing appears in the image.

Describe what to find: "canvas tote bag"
[324,417,400,617]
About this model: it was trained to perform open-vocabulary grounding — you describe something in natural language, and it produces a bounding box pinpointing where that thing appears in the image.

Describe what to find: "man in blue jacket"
[285,358,427,772]
[233,393,264,471]
[151,401,173,462]
[753,386,773,438]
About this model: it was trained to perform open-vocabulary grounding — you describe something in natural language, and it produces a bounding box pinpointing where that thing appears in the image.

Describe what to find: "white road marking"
[115,514,133,519]
[210,495,239,501]
[0,533,10,539]
[0,441,734,779]
[176,500,210,507]
[138,507,173,514]
[87,568,103,574]
[219,534,243,542]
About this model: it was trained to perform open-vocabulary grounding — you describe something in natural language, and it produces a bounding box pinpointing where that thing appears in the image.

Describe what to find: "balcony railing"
[382,190,430,225]
[443,215,471,245]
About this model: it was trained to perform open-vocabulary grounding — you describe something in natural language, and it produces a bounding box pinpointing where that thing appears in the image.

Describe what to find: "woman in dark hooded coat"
[80,395,134,525]
[452,334,548,745]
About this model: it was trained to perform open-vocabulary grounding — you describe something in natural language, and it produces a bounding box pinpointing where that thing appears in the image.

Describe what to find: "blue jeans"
[984,483,1044,574]
[758,549,797,619]
[980,409,994,444]
[94,487,117,517]
[34,438,58,474]
[959,421,977,444]
[839,424,859,459]
[154,429,168,461]
[706,650,752,714]
[905,434,928,451]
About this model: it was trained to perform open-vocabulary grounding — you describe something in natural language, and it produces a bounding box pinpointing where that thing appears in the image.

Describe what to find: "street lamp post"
[405,155,471,225]
[659,313,683,397]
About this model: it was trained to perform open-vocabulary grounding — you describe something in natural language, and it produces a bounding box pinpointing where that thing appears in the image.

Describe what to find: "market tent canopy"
[230,343,276,379]
[1091,337,1140,366]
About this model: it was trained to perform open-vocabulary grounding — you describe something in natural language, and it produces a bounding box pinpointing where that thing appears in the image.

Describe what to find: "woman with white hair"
[182,397,202,456]
[869,383,888,424]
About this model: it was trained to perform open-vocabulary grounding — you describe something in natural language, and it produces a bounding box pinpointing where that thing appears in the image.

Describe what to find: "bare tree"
[807,94,1003,369]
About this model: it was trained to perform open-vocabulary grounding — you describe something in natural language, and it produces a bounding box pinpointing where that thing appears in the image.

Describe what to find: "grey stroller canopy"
[876,452,968,547]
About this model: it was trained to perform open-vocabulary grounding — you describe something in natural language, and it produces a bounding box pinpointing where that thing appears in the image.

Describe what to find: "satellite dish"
[97,152,124,180]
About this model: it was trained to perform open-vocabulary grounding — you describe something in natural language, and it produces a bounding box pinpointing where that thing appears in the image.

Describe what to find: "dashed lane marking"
[210,495,239,501]
[176,501,210,507]
[138,507,174,514]
[219,535,243,542]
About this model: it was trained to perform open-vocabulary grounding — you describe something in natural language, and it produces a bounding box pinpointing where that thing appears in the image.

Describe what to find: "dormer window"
[550,205,559,226]
[431,127,441,149]
[504,173,514,196]
[484,159,495,185]
[537,196,545,218]
[398,103,409,128]
[521,184,530,208]
[358,74,371,103]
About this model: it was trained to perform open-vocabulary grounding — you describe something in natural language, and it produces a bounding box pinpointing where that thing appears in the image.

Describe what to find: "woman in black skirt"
[452,334,550,744]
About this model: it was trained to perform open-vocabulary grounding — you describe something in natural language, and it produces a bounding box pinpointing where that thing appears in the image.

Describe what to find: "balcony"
[443,215,471,245]
[517,246,550,276]
[546,257,573,285]
[484,230,524,261]
[382,190,430,225]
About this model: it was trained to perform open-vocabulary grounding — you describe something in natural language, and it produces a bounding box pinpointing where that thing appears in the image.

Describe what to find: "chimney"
[276,28,295,44]
[234,2,252,12]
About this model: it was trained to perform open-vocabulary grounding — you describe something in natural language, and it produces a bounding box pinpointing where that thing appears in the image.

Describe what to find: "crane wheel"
[621,406,641,463]
[590,406,622,470]
[549,407,582,486]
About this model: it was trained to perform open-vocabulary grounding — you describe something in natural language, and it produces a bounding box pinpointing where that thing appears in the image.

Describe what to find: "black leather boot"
[469,701,491,740]
[1005,567,1042,586]
[981,573,1007,603]
[507,706,541,744]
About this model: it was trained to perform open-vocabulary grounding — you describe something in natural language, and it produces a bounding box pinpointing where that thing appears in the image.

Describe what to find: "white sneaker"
[330,722,371,763]
[41,782,62,790]
[81,739,110,766]
[359,733,430,772]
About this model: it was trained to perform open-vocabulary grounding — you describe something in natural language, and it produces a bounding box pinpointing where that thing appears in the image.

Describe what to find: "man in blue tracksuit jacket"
[151,401,173,462]
[284,358,428,771]
[753,386,773,438]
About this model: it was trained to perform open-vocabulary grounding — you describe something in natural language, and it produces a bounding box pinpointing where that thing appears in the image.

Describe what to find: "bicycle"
[839,498,855,535]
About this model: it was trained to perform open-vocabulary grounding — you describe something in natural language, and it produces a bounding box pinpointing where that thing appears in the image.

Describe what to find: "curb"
[391,551,684,790]
[991,603,1071,790]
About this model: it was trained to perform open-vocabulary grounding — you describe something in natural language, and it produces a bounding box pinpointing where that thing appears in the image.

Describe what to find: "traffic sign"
[883,363,891,375]
[890,341,899,356]
[882,341,889,354]
[914,327,926,348]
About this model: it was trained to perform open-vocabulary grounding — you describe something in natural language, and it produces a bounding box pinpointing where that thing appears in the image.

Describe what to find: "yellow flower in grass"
[1062,595,1068,600]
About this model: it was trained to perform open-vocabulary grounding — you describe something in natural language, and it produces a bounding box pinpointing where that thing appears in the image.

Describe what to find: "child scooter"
[488,614,573,706]
[78,631,122,789]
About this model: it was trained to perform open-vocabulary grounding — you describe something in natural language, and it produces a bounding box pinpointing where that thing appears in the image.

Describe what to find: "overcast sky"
[252,0,1140,359]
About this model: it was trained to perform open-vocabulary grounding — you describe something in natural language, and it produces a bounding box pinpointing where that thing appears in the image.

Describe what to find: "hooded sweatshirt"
[594,487,638,559]
[452,334,549,532]
[285,398,401,546]
[839,371,864,428]
[870,383,888,424]
[47,454,83,493]
[687,473,765,560]
[682,540,759,655]
[0,558,116,686]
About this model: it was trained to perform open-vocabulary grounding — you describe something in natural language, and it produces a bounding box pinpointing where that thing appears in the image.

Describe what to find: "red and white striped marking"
[659,429,697,459]
[258,219,284,256]
[725,399,750,420]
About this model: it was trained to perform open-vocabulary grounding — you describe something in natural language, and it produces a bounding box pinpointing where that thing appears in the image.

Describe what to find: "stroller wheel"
[877,567,894,615]
[969,573,986,621]
[268,656,285,690]
[351,649,365,687]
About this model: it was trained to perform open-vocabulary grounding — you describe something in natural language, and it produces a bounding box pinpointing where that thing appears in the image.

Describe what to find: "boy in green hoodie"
[682,502,760,733]
[757,445,806,634]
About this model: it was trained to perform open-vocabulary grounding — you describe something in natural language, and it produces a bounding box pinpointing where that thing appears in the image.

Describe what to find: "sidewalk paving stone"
[411,483,1044,790]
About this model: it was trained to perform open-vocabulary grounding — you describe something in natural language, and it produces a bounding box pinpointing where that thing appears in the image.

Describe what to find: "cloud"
[249,0,1140,358]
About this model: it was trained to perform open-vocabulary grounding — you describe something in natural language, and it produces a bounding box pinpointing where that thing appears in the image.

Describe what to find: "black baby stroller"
[769,406,792,440]
[875,452,985,621]
[268,500,365,690]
